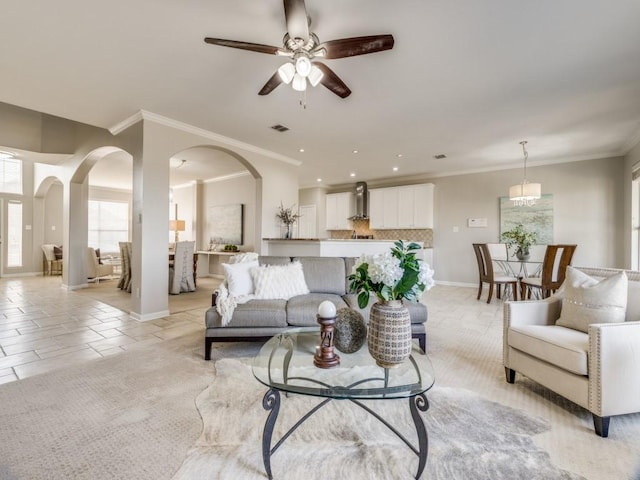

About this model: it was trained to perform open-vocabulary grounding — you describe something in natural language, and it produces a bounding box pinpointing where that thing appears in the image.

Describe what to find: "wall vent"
[270,124,290,132]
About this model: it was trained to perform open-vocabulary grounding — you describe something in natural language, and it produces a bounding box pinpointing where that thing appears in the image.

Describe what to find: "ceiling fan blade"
[258,72,283,96]
[314,62,351,98]
[283,0,309,41]
[204,38,281,55]
[313,35,394,59]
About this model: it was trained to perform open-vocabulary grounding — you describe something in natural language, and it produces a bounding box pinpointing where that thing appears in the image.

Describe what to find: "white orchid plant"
[348,240,435,309]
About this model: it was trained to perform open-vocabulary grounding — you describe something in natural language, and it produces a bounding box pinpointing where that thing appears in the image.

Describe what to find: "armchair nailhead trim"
[564,297,625,311]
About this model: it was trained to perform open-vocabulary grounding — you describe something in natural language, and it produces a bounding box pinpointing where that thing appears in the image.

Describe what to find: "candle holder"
[313,301,340,369]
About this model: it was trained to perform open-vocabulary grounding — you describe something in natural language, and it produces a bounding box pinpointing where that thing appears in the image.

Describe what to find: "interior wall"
[624,139,640,268]
[298,187,328,239]
[43,183,64,245]
[430,156,625,285]
[203,174,256,251]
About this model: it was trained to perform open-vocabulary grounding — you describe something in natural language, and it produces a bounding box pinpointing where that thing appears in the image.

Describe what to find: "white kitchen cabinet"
[369,183,434,229]
[368,188,385,229]
[412,183,434,228]
[325,192,355,230]
[369,187,399,229]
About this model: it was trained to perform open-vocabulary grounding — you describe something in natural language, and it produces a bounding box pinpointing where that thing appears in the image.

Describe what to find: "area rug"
[172,358,585,480]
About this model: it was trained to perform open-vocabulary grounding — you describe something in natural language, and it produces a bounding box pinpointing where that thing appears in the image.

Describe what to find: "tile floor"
[0,275,207,385]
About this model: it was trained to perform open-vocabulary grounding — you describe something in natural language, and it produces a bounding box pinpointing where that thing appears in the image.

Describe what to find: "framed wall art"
[208,204,244,245]
[499,194,553,245]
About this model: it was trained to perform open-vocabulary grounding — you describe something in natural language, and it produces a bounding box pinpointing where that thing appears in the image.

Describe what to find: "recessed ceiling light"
[434,154,447,159]
[350,172,356,177]
[396,154,403,158]
[299,148,305,153]
[352,150,359,154]
[393,167,399,172]
[317,178,322,182]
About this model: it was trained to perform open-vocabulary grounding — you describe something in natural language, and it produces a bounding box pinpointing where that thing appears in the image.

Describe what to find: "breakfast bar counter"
[262,239,430,262]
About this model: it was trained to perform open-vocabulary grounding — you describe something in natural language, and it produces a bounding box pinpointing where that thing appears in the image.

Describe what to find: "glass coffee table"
[252,327,435,479]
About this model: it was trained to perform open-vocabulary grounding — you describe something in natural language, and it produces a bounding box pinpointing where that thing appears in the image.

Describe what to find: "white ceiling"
[2,0,640,189]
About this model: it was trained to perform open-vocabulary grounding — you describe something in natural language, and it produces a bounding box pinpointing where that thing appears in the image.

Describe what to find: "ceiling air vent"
[434,154,447,159]
[270,124,289,132]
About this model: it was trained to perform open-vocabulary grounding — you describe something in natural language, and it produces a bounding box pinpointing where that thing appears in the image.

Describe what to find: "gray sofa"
[204,255,428,360]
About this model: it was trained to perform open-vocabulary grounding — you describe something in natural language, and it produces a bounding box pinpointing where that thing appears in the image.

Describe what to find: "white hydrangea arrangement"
[348,240,435,309]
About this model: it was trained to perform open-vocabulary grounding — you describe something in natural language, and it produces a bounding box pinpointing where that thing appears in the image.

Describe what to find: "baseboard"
[130,310,170,322]
[435,280,476,288]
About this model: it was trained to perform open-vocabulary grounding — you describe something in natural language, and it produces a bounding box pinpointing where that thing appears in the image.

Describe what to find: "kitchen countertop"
[262,238,433,247]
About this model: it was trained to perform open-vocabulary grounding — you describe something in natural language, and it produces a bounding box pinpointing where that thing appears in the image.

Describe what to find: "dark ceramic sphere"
[334,308,367,354]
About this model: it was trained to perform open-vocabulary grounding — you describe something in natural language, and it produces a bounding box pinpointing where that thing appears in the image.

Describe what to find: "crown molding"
[109,110,301,167]
[621,126,640,156]
[108,111,144,135]
[203,170,252,184]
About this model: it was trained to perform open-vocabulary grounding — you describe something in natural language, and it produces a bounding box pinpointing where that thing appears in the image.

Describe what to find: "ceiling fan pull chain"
[300,90,307,109]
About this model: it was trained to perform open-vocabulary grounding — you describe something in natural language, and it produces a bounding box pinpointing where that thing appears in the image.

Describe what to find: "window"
[7,202,23,267]
[0,157,22,194]
[88,200,129,253]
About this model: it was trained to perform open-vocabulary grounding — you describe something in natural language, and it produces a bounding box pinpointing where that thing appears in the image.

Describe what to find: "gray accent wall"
[431,156,625,285]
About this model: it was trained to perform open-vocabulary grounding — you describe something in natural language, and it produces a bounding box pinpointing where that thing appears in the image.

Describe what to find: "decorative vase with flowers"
[501,224,538,261]
[348,241,435,368]
[275,202,301,239]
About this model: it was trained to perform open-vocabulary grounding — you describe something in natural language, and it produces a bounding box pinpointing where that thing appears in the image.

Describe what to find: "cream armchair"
[503,267,640,437]
[87,247,114,283]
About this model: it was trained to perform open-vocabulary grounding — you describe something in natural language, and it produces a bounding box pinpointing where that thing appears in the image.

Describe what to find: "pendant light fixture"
[509,140,541,207]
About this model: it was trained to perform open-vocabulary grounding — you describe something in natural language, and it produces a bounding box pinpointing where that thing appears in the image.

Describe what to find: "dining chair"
[169,241,196,294]
[41,244,62,276]
[520,244,577,299]
[117,241,132,293]
[473,243,519,303]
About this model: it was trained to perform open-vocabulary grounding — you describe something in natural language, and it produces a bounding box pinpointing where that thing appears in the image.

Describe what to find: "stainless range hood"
[350,181,369,219]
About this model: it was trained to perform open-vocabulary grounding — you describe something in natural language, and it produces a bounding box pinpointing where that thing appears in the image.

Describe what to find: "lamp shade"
[509,182,541,200]
[295,56,312,77]
[292,73,307,91]
[278,62,295,84]
[308,65,324,87]
[169,220,186,232]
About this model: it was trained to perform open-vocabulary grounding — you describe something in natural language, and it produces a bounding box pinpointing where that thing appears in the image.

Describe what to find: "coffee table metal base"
[261,388,430,479]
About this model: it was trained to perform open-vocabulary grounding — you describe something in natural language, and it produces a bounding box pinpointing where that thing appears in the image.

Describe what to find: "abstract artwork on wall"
[499,194,553,245]
[208,204,244,245]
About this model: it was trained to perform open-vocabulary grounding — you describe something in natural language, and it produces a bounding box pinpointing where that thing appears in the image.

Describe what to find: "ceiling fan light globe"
[308,65,324,87]
[295,56,312,77]
[292,73,307,91]
[278,62,295,84]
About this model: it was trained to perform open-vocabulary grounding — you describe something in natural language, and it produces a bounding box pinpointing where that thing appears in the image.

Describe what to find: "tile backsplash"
[329,219,433,247]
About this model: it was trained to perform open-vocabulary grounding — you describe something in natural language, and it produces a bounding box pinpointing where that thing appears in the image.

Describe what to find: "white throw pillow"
[222,260,259,296]
[251,261,310,300]
[556,266,628,333]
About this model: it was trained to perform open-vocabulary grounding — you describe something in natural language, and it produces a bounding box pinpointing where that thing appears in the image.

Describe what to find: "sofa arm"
[503,296,562,329]
[588,321,640,417]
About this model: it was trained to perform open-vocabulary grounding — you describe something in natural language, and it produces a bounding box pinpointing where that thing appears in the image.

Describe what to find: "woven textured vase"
[367,300,412,368]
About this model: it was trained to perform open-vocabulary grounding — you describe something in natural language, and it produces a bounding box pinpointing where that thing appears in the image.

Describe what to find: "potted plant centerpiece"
[348,240,435,367]
[275,202,301,239]
[501,224,538,261]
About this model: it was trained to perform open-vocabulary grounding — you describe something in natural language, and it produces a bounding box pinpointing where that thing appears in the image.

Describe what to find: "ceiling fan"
[204,0,394,99]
